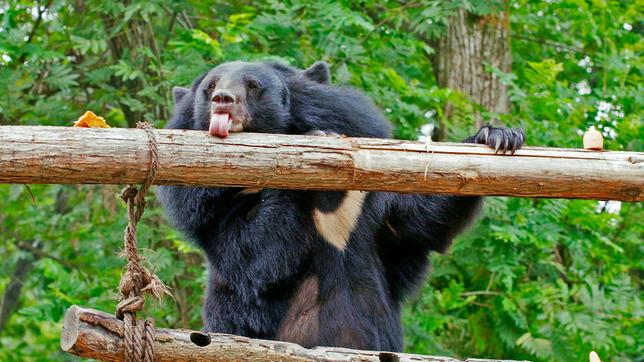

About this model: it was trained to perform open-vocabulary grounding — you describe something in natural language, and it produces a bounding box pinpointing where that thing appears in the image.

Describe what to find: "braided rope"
[116,122,169,362]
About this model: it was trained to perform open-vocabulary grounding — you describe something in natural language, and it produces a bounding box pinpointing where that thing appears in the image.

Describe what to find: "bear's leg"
[377,125,525,299]
[156,186,238,247]
[200,191,317,338]
[383,124,525,250]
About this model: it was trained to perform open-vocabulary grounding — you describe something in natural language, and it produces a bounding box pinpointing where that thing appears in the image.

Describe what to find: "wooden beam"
[1,126,642,201]
[60,305,523,362]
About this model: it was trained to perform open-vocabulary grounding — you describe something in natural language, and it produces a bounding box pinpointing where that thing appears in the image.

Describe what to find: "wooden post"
[60,305,525,362]
[1,126,642,201]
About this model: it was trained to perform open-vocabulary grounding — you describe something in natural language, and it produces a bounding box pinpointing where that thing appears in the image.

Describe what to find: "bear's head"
[173,61,330,137]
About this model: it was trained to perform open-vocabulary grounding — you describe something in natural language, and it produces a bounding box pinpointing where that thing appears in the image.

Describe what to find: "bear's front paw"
[467,125,525,154]
[306,129,342,137]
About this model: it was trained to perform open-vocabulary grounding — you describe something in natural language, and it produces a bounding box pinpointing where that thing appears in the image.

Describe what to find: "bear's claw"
[467,125,525,155]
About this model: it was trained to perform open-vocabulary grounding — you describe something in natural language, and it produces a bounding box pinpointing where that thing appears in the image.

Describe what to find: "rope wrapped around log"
[115,123,170,362]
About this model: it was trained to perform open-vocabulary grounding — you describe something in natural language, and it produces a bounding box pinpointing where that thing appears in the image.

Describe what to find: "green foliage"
[0,1,642,361]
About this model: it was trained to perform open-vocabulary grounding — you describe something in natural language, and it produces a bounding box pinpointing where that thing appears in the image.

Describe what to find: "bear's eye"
[246,80,260,90]
[208,81,216,90]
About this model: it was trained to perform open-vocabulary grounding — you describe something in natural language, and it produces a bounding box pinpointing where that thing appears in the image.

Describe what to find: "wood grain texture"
[1,126,642,201]
[60,305,527,362]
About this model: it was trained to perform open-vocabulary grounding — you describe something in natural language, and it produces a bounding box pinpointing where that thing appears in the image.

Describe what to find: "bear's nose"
[212,90,235,104]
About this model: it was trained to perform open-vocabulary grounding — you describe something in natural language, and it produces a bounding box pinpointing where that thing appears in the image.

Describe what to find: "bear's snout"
[212,89,236,104]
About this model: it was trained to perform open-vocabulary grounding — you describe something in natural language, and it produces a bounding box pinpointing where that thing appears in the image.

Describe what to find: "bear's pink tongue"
[209,113,230,137]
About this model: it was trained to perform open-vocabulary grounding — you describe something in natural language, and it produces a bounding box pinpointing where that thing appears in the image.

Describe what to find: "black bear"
[157,60,524,351]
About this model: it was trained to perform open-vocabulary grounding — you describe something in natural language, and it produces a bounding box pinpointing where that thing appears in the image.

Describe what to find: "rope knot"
[120,186,138,203]
[116,296,145,319]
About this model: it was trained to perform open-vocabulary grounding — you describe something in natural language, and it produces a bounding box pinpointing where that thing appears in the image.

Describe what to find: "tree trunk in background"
[0,253,40,333]
[0,189,67,334]
[432,8,511,139]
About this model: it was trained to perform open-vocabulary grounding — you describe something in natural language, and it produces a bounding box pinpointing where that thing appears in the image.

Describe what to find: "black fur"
[157,61,524,351]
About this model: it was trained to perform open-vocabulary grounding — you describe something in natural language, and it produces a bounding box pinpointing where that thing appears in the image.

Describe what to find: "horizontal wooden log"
[1,126,642,201]
[60,305,526,362]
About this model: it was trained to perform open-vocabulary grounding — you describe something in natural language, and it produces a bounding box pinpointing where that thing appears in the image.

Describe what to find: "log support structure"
[1,126,642,201]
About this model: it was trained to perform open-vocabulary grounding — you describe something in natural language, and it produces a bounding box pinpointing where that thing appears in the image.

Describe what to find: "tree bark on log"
[0,126,642,201]
[60,305,527,362]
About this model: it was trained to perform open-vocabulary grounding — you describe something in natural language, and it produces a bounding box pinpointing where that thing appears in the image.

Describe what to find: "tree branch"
[513,34,586,55]
[19,0,54,63]
[17,241,78,270]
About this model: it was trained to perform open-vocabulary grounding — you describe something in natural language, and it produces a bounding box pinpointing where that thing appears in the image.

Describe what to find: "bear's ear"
[302,61,330,84]
[173,86,190,104]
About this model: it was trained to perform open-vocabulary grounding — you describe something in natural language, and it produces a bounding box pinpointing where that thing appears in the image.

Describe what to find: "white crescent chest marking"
[313,191,367,250]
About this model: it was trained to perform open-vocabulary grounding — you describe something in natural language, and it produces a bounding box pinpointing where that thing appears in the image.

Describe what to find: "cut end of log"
[61,305,81,351]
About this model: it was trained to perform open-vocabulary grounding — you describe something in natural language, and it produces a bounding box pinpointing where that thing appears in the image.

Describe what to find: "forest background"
[0,1,642,361]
